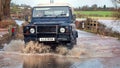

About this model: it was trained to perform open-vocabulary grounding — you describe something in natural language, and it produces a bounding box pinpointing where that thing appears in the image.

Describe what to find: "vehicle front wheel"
[24,39,29,44]
[66,42,74,49]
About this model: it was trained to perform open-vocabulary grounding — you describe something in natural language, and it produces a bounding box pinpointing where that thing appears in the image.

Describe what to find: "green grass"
[74,11,113,17]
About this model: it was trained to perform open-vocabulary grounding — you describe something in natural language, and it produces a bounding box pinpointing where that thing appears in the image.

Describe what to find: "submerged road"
[0,29,120,68]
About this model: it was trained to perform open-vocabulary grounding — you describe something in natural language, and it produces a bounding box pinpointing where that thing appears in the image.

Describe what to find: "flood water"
[0,52,102,68]
[15,20,24,26]
[1,52,120,68]
[23,55,77,68]
[98,20,120,33]
[1,34,120,68]
[0,20,120,68]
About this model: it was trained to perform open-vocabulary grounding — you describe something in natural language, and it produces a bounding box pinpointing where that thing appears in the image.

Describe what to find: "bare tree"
[111,0,120,20]
[0,0,11,21]
[0,0,3,21]
[4,0,11,17]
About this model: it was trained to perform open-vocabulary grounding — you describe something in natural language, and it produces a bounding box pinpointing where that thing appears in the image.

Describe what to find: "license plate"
[39,38,55,41]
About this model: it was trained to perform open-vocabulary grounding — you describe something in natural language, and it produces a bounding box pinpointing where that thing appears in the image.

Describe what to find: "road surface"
[0,30,120,68]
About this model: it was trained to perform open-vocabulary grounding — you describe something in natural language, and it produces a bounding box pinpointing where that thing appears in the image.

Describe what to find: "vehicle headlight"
[60,27,65,33]
[30,28,35,33]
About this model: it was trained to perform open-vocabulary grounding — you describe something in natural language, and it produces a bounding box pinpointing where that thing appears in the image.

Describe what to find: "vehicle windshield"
[32,7,69,17]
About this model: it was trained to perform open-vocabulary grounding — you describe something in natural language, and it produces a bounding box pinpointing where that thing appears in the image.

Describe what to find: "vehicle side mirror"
[73,14,76,21]
[25,15,28,22]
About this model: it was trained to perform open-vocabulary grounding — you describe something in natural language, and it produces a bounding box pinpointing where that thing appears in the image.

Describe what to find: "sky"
[11,0,115,7]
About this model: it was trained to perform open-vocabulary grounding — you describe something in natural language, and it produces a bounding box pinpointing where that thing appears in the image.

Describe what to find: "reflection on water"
[70,59,103,68]
[1,52,120,68]
[22,55,104,68]
[23,55,77,68]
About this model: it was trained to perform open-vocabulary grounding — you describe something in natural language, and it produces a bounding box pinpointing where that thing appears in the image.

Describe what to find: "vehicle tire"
[66,42,74,49]
[74,38,77,45]
[76,31,78,38]
[24,39,30,44]
[66,33,76,49]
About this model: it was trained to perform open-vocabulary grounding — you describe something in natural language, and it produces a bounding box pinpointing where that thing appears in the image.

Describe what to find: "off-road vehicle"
[23,3,78,49]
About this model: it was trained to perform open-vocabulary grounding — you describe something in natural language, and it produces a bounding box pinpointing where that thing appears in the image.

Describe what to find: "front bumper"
[24,33,71,43]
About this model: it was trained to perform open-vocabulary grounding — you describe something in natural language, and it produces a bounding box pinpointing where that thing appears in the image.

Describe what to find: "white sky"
[11,0,114,7]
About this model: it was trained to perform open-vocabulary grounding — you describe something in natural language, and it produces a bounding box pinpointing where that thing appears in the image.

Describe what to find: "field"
[74,11,113,17]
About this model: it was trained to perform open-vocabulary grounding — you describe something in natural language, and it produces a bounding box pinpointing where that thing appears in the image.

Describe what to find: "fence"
[76,18,101,33]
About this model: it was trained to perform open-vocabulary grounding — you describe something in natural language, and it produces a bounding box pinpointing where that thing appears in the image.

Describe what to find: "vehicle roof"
[37,3,73,7]
[34,3,74,13]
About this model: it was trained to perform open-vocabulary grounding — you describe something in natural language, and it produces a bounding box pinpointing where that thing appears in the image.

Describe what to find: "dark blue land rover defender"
[23,4,78,49]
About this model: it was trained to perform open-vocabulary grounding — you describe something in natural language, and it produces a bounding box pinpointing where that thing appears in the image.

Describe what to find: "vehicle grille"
[37,25,57,33]
[38,34,56,37]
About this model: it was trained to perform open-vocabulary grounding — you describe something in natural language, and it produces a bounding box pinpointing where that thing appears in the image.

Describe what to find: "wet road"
[0,29,120,68]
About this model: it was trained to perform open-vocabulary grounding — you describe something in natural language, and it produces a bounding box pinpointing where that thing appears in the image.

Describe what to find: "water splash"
[2,40,95,58]
[56,45,69,55]
[2,38,114,58]
[3,40,24,52]
[23,41,51,54]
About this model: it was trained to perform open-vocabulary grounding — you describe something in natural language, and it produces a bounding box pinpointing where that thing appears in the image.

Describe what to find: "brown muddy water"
[22,55,79,68]
[0,51,120,68]
[0,52,88,68]
[1,30,120,68]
